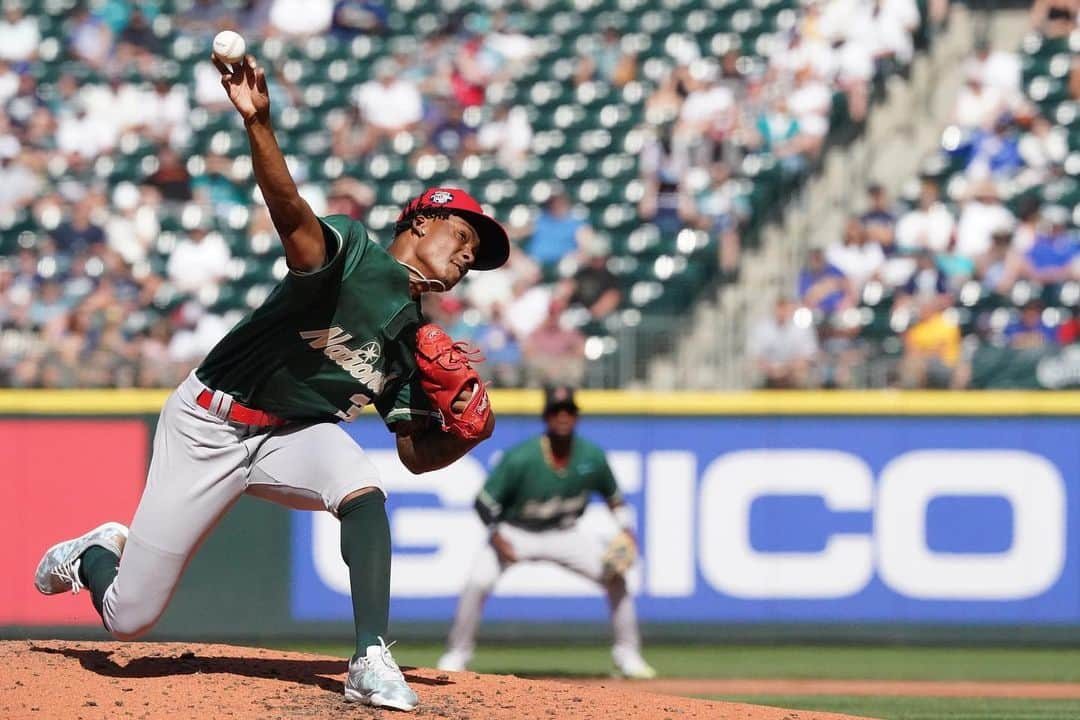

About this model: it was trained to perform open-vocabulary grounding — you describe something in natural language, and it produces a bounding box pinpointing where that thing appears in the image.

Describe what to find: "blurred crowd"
[638,0,934,281]
[0,0,584,388]
[2,0,942,389]
[750,4,1080,389]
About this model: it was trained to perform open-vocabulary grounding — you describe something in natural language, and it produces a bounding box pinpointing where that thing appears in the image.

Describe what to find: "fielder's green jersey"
[196,215,438,427]
[478,435,621,530]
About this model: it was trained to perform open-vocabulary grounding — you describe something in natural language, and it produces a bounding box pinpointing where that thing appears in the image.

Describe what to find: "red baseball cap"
[398,187,510,271]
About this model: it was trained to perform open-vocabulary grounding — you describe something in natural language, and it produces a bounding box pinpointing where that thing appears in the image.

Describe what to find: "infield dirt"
[2,640,875,720]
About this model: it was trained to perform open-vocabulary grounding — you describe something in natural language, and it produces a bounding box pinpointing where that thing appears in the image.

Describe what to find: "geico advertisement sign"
[307,449,1066,603]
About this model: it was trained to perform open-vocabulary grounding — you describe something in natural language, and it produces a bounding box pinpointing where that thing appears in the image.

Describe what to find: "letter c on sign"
[700,450,874,598]
[876,450,1066,600]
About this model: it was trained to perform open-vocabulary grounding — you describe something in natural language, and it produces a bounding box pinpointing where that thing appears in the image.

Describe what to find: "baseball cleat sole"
[345,686,418,711]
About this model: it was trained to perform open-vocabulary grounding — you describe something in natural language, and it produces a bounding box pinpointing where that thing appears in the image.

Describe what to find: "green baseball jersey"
[196,215,438,427]
[478,435,621,530]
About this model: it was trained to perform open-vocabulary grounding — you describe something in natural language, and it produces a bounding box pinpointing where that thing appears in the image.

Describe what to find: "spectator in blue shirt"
[1004,300,1058,349]
[526,191,587,273]
[1025,206,1079,284]
[798,247,852,315]
[966,113,1025,179]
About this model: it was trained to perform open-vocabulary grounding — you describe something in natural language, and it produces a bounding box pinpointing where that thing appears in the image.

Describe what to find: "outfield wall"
[3,390,1080,642]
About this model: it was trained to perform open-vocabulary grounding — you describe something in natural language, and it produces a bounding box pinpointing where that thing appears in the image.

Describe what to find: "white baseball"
[212,30,246,64]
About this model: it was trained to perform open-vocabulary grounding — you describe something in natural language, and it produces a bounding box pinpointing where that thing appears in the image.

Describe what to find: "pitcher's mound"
[1,641,874,720]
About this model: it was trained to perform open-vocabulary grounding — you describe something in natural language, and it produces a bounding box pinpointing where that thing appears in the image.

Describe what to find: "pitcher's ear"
[412,213,429,236]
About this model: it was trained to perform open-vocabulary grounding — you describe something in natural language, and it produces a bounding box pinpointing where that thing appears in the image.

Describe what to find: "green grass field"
[267,643,1080,719]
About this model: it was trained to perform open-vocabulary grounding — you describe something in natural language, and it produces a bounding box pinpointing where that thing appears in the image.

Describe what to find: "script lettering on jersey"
[519,493,588,526]
[299,326,387,394]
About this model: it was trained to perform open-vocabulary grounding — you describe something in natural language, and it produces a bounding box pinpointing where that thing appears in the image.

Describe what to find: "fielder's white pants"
[445,522,642,660]
[102,371,384,639]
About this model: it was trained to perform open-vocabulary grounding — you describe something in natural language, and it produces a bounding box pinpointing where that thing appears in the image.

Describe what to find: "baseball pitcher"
[33,52,509,712]
[437,386,656,679]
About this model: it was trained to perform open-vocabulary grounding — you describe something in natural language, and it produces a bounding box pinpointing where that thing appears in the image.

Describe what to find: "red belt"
[196,389,286,427]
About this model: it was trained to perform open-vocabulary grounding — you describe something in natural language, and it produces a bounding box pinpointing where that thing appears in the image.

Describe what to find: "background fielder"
[437,386,656,679]
[33,48,506,713]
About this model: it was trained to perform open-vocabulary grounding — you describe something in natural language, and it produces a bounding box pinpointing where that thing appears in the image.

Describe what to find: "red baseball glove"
[415,323,491,440]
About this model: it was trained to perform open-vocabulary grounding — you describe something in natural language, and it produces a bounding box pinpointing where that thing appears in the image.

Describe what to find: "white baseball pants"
[102,371,384,639]
[444,522,642,660]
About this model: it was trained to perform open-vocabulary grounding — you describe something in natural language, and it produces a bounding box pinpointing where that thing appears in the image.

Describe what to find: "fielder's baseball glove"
[415,323,491,440]
[601,532,637,582]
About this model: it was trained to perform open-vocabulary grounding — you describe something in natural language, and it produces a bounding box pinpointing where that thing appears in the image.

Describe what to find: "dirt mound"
[1,640,874,720]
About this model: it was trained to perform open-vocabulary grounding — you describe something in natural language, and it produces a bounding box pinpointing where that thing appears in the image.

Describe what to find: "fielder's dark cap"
[542,385,579,415]
[398,187,510,271]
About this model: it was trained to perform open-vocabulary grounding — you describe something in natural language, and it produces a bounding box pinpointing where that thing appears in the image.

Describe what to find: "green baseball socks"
[78,545,120,618]
[338,490,392,658]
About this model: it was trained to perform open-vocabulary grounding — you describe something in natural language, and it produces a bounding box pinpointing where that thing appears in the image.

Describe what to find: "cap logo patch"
[430,191,454,204]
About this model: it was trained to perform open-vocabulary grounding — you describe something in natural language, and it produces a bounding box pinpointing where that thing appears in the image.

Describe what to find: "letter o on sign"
[876,450,1066,600]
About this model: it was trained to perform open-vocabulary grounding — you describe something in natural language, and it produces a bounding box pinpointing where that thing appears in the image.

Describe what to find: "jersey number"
[335,393,371,422]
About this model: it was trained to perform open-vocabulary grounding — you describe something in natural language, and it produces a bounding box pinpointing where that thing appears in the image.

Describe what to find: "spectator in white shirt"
[748,297,819,388]
[896,179,956,253]
[969,38,1021,101]
[678,76,735,134]
[352,59,422,150]
[953,62,1006,130]
[955,179,1015,260]
[106,182,159,265]
[143,78,191,145]
[57,102,118,159]
[0,143,40,211]
[787,65,832,139]
[827,215,885,290]
[477,105,533,174]
[269,0,334,37]
[166,227,231,294]
[167,302,231,364]
[0,4,39,62]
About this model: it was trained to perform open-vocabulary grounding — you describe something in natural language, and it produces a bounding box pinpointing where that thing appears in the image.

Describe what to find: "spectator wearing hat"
[52,198,106,254]
[965,112,1024,179]
[896,179,955,254]
[968,37,1022,100]
[953,60,1007,131]
[955,178,1015,260]
[894,248,951,314]
[798,247,853,315]
[976,224,1025,295]
[861,184,896,235]
[826,215,885,292]
[1004,300,1058,350]
[1025,205,1080,284]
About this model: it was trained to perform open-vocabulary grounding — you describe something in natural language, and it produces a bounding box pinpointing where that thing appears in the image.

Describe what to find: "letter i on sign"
[646,452,696,596]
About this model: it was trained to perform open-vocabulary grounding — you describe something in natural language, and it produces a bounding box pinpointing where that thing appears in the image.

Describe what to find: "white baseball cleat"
[344,637,419,711]
[612,647,657,680]
[34,521,128,595]
[435,650,469,672]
